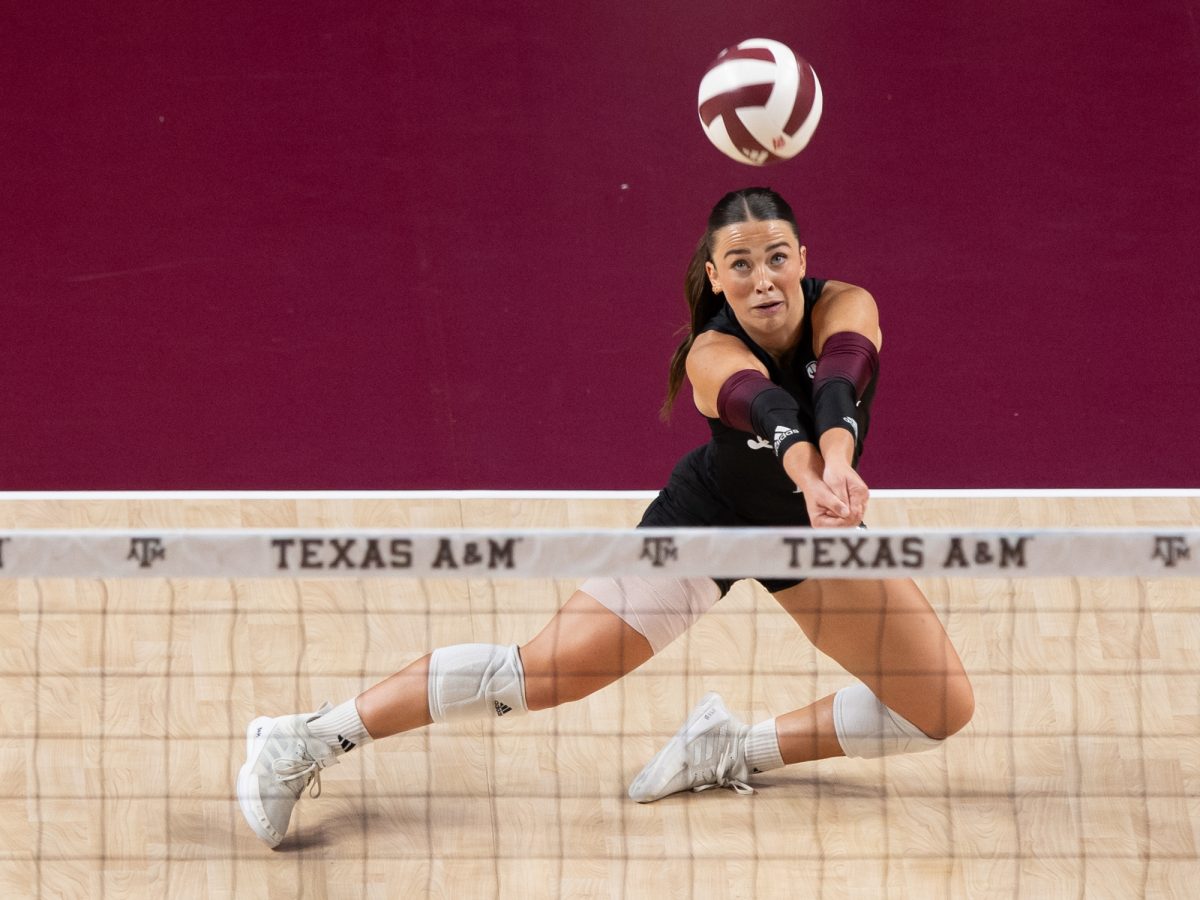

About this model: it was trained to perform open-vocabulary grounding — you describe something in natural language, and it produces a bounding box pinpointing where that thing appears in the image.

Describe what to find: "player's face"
[705,219,807,350]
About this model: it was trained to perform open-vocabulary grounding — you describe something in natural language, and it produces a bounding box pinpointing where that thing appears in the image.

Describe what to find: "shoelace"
[273,742,325,799]
[691,737,754,796]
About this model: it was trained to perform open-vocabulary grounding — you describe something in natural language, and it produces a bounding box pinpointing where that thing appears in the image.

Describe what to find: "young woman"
[238,187,973,848]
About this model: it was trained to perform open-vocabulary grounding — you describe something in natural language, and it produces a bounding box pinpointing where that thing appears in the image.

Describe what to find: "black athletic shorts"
[637,447,808,597]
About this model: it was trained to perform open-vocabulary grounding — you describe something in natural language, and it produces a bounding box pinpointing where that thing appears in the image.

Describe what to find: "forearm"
[817,422,868,525]
[818,428,856,468]
[781,440,825,491]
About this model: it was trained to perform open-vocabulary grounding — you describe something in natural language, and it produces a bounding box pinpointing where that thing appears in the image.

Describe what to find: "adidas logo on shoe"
[493,701,512,716]
[337,734,356,753]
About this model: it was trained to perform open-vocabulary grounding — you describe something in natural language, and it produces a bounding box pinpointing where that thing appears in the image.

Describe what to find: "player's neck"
[745,316,805,364]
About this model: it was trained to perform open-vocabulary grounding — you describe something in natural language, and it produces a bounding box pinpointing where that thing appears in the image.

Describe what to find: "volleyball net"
[4,512,1198,898]
[3,525,1198,578]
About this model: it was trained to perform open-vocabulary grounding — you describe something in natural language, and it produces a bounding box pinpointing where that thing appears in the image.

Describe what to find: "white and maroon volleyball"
[697,38,822,165]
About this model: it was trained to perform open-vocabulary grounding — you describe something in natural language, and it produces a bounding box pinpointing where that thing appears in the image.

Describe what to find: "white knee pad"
[579,576,721,654]
[427,643,528,723]
[833,682,943,759]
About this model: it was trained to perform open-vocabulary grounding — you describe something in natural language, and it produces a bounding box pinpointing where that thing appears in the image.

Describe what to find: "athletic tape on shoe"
[427,643,528,723]
[832,682,942,759]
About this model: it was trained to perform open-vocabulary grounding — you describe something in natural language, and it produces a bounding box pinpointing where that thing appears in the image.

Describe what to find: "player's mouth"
[753,300,785,314]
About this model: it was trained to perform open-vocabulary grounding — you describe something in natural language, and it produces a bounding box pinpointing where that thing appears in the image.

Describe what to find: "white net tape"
[1,526,1197,578]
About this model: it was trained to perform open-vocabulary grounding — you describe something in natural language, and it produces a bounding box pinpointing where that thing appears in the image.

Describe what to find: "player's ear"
[705,260,721,294]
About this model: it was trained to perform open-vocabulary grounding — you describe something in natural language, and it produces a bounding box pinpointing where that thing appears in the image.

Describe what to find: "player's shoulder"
[815,279,876,308]
[690,328,750,356]
[687,329,769,381]
[812,280,881,350]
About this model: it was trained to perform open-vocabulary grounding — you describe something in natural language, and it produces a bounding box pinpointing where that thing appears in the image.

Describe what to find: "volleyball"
[697,38,823,166]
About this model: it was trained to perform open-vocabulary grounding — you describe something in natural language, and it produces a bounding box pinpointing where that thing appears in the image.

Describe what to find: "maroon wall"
[3,2,1198,489]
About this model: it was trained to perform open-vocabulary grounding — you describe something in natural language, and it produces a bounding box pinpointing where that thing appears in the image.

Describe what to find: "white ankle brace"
[427,643,528,723]
[833,683,943,759]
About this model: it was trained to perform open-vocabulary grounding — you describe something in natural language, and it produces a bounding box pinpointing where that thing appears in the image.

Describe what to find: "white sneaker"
[237,702,340,848]
[628,692,754,803]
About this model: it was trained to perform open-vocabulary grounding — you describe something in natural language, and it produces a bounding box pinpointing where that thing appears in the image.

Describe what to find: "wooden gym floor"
[0,494,1197,898]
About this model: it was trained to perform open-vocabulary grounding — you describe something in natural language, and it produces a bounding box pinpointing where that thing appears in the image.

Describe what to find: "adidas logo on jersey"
[337,734,356,753]
[494,701,513,716]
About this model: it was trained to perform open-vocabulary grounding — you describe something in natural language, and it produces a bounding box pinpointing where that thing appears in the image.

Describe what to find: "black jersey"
[639,276,876,593]
[701,277,874,524]
[643,276,875,528]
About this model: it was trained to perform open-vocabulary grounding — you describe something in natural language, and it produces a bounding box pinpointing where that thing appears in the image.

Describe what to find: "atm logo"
[128,537,166,569]
[1153,536,1190,568]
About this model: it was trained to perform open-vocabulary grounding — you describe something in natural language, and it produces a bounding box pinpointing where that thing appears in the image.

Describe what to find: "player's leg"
[519,587,654,710]
[353,574,719,734]
[768,577,973,764]
[353,586,657,740]
[629,577,973,801]
[239,576,719,846]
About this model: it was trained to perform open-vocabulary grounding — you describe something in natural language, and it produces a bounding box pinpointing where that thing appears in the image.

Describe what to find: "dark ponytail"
[660,187,801,420]
[661,236,724,419]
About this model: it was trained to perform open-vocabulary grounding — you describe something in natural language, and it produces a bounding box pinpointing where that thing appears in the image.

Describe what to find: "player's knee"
[834,680,973,759]
[427,643,528,723]
[911,676,975,741]
[944,678,975,738]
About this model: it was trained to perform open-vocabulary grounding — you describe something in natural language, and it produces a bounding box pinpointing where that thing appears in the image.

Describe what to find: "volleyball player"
[237,187,974,848]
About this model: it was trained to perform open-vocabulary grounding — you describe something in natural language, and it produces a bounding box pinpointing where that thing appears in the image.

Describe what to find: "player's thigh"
[771,577,973,737]
[519,588,655,710]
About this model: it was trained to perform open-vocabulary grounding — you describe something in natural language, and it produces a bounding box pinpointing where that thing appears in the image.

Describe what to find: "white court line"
[0,489,1197,501]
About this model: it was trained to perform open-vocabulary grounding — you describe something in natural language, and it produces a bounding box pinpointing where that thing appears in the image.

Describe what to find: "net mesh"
[3,495,1199,898]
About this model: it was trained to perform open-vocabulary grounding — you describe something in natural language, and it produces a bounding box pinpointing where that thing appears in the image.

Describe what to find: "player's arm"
[810,281,882,522]
[813,280,882,355]
[686,330,768,417]
[686,331,851,523]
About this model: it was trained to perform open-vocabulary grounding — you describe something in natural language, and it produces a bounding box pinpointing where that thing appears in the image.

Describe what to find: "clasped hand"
[809,459,868,528]
[783,443,868,528]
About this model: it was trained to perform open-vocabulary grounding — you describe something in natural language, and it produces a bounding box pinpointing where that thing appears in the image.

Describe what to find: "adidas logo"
[494,701,513,717]
[337,734,356,752]
[773,425,799,454]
